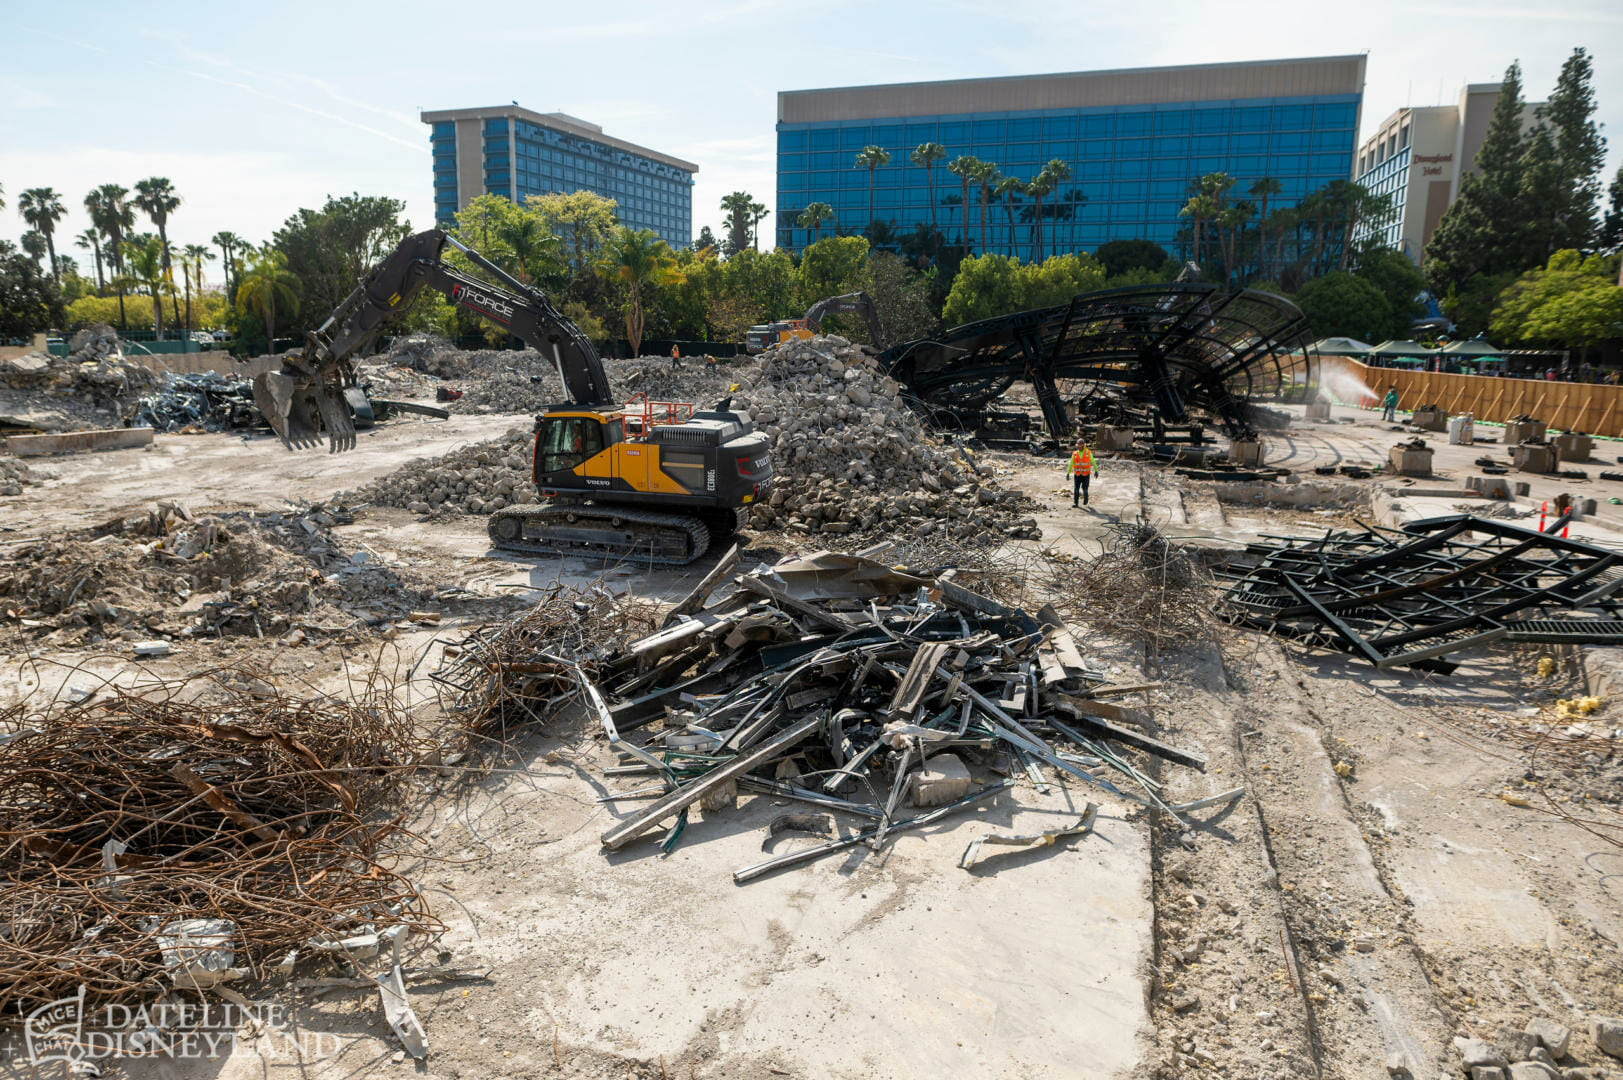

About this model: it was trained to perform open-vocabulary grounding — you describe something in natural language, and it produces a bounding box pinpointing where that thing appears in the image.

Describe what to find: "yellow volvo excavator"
[252,229,772,565]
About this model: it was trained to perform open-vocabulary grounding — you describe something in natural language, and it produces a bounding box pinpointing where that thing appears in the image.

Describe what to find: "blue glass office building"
[422,107,698,249]
[777,57,1365,258]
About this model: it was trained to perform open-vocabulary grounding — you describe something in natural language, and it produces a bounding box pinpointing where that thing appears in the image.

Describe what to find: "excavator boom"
[253,229,612,452]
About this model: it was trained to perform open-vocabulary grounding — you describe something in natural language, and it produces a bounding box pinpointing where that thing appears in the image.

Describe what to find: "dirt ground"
[2,400,1621,1080]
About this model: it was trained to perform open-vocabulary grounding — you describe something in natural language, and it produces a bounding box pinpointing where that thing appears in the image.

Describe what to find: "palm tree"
[234,248,301,350]
[996,177,1026,255]
[497,216,551,282]
[212,231,244,295]
[75,228,105,292]
[853,145,891,232]
[90,184,134,329]
[123,234,170,334]
[797,202,835,246]
[719,192,754,255]
[0,182,5,213]
[973,162,1000,253]
[910,142,946,231]
[181,243,216,331]
[748,199,768,251]
[20,231,47,266]
[1180,194,1217,266]
[1217,205,1252,287]
[1039,159,1072,257]
[605,228,681,356]
[1248,178,1282,281]
[946,156,980,248]
[18,188,66,282]
[134,178,182,329]
[1026,172,1054,260]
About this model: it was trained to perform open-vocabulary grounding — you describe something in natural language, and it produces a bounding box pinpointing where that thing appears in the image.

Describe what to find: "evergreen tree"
[1517,125,1567,268]
[1425,62,1530,292]
[1540,47,1606,250]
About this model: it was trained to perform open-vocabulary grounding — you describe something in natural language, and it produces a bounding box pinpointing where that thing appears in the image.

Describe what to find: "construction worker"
[670,344,681,368]
[1381,385,1398,423]
[1067,438,1096,508]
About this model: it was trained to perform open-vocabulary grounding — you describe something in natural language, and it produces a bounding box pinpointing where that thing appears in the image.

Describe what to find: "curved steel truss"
[880,283,1319,438]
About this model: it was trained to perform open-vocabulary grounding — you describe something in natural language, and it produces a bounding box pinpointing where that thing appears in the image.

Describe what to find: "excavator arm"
[803,291,886,351]
[253,228,613,452]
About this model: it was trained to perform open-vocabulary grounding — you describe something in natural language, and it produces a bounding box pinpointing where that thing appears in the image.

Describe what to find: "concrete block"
[1450,415,1476,444]
[910,753,973,807]
[1229,439,1265,468]
[1458,1038,1510,1070]
[1470,1070,1507,1080]
[1509,1064,1560,1080]
[1500,1030,1541,1062]
[1093,424,1134,451]
[1515,482,1532,496]
[5,426,154,456]
[1304,401,1332,420]
[1468,476,1511,498]
[1389,445,1434,477]
[1506,419,1548,445]
[1554,433,1593,461]
[1412,405,1449,431]
[1513,444,1559,474]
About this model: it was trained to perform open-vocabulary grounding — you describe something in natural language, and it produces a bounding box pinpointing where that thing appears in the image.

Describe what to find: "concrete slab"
[6,426,154,455]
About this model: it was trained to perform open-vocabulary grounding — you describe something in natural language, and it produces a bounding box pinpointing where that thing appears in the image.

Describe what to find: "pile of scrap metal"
[0,670,437,1033]
[133,371,265,433]
[444,544,1212,880]
[1215,513,1623,673]
[880,282,1318,442]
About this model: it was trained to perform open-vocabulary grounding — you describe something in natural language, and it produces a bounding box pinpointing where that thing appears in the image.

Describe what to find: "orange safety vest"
[1069,449,1094,477]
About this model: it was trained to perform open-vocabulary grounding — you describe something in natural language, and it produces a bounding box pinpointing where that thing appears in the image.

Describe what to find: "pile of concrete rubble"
[348,429,537,516]
[0,324,161,431]
[736,336,1040,541]
[0,458,45,496]
[0,501,502,647]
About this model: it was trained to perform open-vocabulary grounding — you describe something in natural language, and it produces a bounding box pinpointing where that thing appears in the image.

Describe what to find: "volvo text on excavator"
[251,229,772,565]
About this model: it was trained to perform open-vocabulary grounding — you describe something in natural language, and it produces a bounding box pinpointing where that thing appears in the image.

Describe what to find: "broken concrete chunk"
[1457,1038,1510,1070]
[1501,1030,1542,1062]
[132,640,172,657]
[909,753,973,808]
[1507,1063,1560,1080]
[1592,1017,1623,1060]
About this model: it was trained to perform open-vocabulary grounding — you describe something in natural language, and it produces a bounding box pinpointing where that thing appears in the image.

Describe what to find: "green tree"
[911,142,947,231]
[134,177,182,327]
[693,225,719,256]
[1179,194,1216,267]
[234,248,301,350]
[0,239,64,337]
[748,198,769,251]
[719,191,754,257]
[865,251,939,345]
[1039,159,1073,256]
[796,236,870,310]
[973,161,1000,253]
[1095,239,1167,278]
[497,213,556,284]
[1026,172,1055,260]
[1491,250,1623,353]
[1353,247,1427,339]
[529,189,618,290]
[121,234,171,334]
[86,184,133,329]
[941,253,1024,326]
[1424,62,1530,292]
[74,227,105,293]
[1022,252,1106,309]
[854,146,891,231]
[1294,271,1393,340]
[603,227,681,355]
[212,230,244,296]
[995,176,1026,254]
[1600,165,1623,254]
[17,188,65,283]
[180,243,215,331]
[272,193,410,336]
[19,231,46,267]
[946,155,979,248]
[1541,47,1607,251]
[1248,178,1283,280]
[796,202,835,246]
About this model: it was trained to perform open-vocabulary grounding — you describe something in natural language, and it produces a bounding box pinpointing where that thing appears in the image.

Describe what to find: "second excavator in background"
[250,229,772,565]
[743,291,885,354]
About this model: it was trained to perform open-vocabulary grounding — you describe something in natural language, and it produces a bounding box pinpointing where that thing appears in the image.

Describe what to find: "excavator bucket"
[251,365,357,452]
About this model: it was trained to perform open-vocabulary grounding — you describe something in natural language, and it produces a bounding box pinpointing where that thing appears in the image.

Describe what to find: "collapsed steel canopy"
[879,282,1319,439]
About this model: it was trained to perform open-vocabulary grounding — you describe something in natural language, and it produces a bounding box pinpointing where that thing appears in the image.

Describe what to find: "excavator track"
[486,504,712,566]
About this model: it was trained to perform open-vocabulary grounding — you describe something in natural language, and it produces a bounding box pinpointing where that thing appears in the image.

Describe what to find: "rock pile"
[736,336,1039,542]
[0,458,45,497]
[347,428,537,516]
[0,502,505,648]
[1454,1015,1623,1079]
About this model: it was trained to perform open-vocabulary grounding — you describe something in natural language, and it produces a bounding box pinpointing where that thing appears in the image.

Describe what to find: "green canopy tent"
[1440,339,1503,357]
[1313,336,1374,357]
[1369,340,1437,358]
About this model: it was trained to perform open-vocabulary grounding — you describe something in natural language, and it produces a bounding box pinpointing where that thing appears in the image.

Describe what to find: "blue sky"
[3,0,1620,288]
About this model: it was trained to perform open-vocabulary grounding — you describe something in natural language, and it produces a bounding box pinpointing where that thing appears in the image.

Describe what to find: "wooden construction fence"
[1338,359,1623,438]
